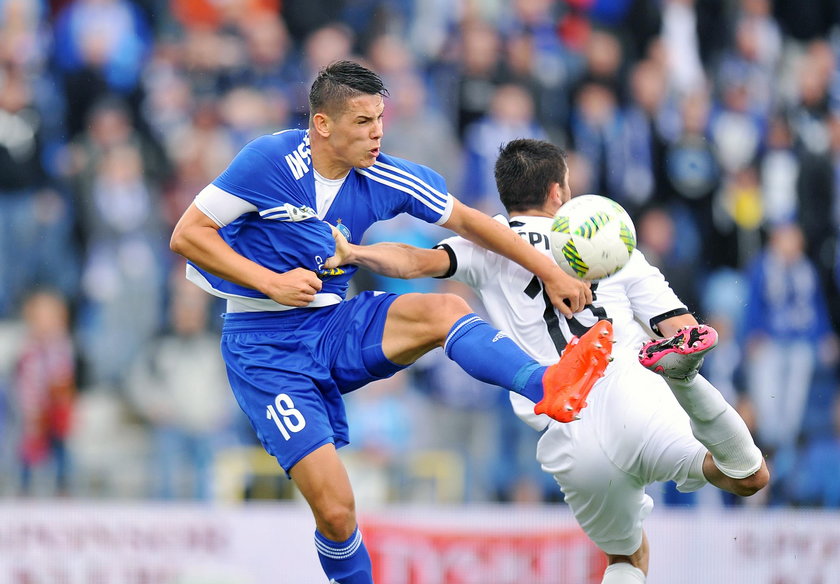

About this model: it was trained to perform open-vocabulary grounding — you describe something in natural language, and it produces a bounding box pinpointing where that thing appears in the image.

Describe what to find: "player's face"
[330,94,385,169]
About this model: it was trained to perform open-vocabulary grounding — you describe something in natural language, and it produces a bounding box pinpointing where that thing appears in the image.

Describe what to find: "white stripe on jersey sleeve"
[370,161,449,206]
[194,183,258,227]
[357,165,449,216]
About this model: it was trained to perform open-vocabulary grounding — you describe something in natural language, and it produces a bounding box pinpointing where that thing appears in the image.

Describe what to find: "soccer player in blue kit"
[170,61,613,584]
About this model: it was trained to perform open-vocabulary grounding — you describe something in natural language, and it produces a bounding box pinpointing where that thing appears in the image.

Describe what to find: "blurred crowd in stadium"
[1,0,840,509]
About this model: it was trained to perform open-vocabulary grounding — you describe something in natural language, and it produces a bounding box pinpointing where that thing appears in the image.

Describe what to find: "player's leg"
[221,313,374,584]
[291,445,373,584]
[604,532,648,583]
[381,292,612,421]
[536,400,651,582]
[639,325,768,494]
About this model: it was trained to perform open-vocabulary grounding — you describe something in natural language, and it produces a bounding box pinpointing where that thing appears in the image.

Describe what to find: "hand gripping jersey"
[438,214,689,430]
[187,129,454,308]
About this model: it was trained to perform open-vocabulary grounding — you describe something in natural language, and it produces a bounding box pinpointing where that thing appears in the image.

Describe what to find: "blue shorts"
[220,291,407,473]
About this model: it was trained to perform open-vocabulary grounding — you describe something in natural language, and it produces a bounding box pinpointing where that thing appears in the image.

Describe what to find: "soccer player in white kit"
[328,138,769,583]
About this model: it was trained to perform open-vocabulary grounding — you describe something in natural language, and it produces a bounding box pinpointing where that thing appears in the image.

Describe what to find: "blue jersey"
[189,129,453,303]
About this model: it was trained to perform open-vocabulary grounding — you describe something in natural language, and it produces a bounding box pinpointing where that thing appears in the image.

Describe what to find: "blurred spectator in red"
[12,290,76,496]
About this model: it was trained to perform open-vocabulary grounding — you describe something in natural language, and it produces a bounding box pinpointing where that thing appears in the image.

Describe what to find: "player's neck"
[310,135,352,180]
[513,209,555,219]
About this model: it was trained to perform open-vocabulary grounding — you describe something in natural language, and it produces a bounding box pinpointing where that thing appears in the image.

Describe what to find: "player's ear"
[312,112,331,138]
[550,180,572,207]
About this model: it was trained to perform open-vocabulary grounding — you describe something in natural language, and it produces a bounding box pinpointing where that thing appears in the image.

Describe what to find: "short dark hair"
[495,139,568,214]
[308,60,389,118]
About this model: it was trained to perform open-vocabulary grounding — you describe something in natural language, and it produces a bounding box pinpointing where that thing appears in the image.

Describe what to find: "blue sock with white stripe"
[314,526,372,584]
[444,314,546,403]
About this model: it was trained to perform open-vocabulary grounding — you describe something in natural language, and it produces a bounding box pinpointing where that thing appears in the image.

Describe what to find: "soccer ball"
[549,194,636,280]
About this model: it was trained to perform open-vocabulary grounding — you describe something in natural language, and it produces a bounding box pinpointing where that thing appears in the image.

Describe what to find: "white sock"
[665,374,763,479]
[601,563,645,583]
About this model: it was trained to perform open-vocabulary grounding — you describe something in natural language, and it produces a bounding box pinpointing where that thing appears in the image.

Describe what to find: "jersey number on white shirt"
[524,276,610,355]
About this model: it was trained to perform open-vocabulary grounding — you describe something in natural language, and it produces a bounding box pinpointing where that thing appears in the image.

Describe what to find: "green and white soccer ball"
[549,194,636,280]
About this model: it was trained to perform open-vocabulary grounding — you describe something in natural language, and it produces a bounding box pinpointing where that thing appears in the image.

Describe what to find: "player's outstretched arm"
[325,225,450,279]
[171,203,323,306]
[441,199,590,315]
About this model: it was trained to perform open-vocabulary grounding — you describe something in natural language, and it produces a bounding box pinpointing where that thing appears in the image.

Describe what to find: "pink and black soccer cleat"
[639,324,719,380]
[535,320,614,422]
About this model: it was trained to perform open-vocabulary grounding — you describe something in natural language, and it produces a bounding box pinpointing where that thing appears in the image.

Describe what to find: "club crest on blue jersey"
[335,220,351,241]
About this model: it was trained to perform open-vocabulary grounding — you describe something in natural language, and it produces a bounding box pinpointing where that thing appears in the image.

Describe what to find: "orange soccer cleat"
[534,320,614,422]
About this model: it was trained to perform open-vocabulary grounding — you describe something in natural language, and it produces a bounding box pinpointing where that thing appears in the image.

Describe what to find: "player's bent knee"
[313,501,357,540]
[431,292,472,320]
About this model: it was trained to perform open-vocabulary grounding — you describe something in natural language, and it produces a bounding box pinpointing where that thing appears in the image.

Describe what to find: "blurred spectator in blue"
[716,0,781,120]
[217,85,287,149]
[660,0,708,95]
[380,70,463,190]
[126,276,236,500]
[51,0,153,137]
[343,369,421,503]
[0,66,78,317]
[366,32,417,85]
[447,18,507,140]
[701,269,750,406]
[462,83,548,214]
[661,89,723,266]
[64,102,169,386]
[287,22,357,126]
[567,79,623,201]
[161,97,237,228]
[619,58,678,212]
[759,113,799,226]
[784,391,840,507]
[410,281,516,503]
[0,0,51,71]
[228,13,296,96]
[827,113,840,329]
[12,290,76,496]
[281,0,344,46]
[773,0,839,44]
[501,29,568,142]
[635,204,702,315]
[709,80,764,178]
[743,221,838,456]
[501,0,582,137]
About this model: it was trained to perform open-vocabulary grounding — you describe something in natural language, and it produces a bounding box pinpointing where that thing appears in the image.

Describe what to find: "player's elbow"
[734,464,770,497]
[169,223,194,258]
[170,226,186,256]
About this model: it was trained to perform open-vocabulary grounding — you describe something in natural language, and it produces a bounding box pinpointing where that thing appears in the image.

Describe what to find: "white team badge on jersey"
[335,219,351,241]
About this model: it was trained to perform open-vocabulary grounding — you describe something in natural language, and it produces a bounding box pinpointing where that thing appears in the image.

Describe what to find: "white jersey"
[438,214,689,431]
[440,214,706,556]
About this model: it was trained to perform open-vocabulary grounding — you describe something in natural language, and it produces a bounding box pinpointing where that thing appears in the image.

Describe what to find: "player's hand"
[324,224,352,269]
[543,266,591,316]
[263,267,323,306]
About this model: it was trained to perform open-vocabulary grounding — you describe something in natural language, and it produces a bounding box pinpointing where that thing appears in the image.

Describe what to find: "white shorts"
[535,354,707,555]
